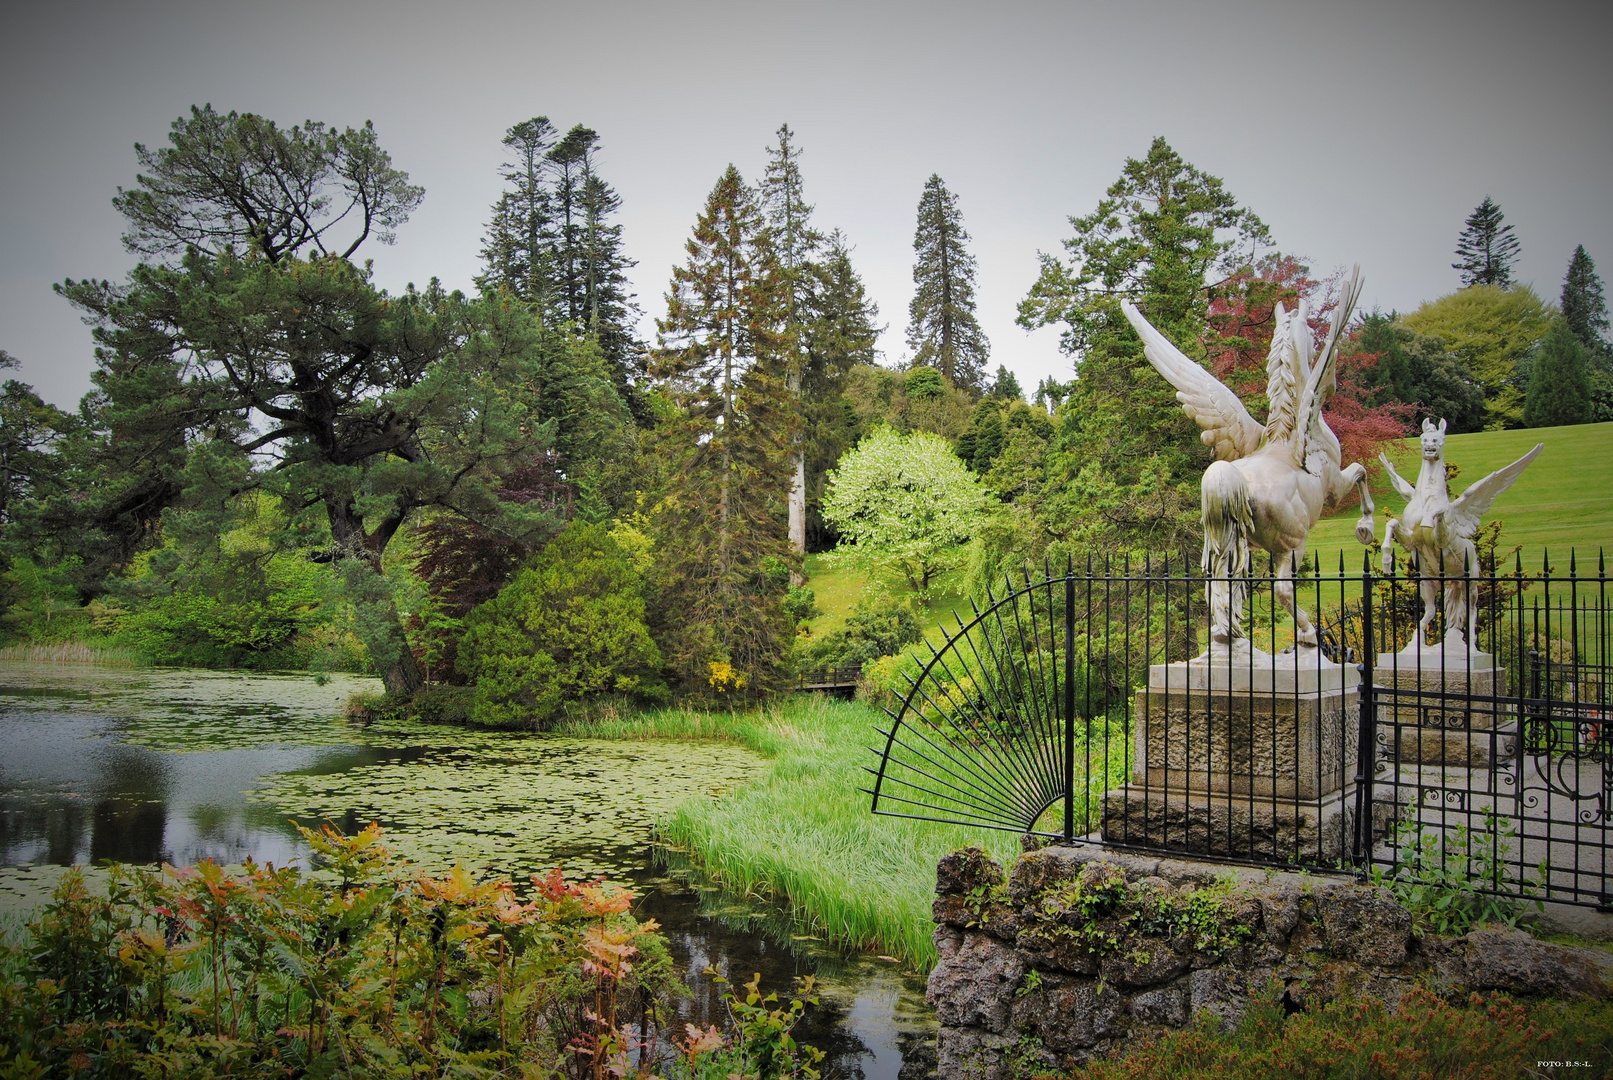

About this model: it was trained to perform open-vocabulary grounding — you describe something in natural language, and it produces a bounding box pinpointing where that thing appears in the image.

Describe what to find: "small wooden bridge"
[795,664,862,697]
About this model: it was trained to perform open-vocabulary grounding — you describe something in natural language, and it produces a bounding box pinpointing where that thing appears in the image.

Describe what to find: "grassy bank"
[0,640,147,666]
[571,694,1024,971]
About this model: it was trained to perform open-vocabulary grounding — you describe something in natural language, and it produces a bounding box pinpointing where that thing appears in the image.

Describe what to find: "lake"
[0,662,936,1080]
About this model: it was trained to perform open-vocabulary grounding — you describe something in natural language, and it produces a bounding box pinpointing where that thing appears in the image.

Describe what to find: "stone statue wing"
[1446,443,1543,537]
[1291,266,1363,468]
[1121,301,1261,461]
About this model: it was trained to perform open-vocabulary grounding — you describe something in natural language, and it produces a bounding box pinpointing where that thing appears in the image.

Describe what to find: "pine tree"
[477,117,557,306]
[801,230,882,546]
[760,124,824,562]
[989,364,1023,400]
[1453,196,1521,288]
[653,165,794,693]
[1561,245,1610,361]
[908,175,989,391]
[1524,317,1592,428]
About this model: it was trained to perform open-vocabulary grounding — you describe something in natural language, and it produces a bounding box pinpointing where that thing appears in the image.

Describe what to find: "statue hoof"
[1355,518,1375,546]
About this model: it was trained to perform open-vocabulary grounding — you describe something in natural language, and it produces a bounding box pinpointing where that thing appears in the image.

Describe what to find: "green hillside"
[1308,421,1613,567]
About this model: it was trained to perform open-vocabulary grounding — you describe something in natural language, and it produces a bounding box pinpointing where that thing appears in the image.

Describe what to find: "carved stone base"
[1374,649,1507,731]
[1100,784,1357,862]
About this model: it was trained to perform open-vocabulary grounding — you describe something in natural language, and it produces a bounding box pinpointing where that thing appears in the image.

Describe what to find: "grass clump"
[648,695,1024,970]
[1060,987,1613,1079]
[0,641,147,666]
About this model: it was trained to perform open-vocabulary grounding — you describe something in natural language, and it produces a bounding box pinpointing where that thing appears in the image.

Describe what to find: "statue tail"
[1201,461,1253,643]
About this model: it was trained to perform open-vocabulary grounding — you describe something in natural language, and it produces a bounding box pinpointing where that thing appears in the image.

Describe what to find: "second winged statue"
[1121,265,1375,654]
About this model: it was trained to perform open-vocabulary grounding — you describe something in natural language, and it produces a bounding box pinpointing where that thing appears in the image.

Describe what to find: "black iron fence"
[866,550,1613,910]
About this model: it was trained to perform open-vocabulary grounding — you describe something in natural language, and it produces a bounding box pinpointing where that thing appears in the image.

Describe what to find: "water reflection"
[0,663,935,1080]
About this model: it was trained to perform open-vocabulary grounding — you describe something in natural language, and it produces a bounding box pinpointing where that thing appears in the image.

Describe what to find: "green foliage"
[1015,137,1270,556]
[1561,244,1610,360]
[1070,987,1611,1080]
[1401,285,1553,428]
[671,973,824,1080]
[989,364,1023,401]
[1524,317,1594,428]
[782,585,821,625]
[1369,808,1543,937]
[458,521,661,728]
[1352,312,1487,434]
[1453,195,1522,289]
[0,825,688,1079]
[908,174,989,391]
[1021,871,1253,962]
[801,595,920,667]
[822,426,990,595]
[650,164,797,699]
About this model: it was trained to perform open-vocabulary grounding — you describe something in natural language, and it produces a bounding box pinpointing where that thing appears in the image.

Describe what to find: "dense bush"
[0,826,824,1080]
[457,522,662,728]
[803,596,921,668]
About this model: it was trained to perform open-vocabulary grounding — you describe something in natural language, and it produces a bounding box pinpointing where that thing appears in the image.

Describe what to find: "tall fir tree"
[653,165,795,693]
[908,174,989,391]
[477,117,558,307]
[759,123,824,563]
[1016,136,1270,554]
[801,230,882,547]
[1524,317,1592,428]
[1453,196,1521,288]
[1561,245,1610,363]
[479,118,644,415]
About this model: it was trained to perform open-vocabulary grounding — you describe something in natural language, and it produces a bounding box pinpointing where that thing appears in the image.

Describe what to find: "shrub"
[457,522,661,728]
[804,596,921,669]
[1062,986,1612,1080]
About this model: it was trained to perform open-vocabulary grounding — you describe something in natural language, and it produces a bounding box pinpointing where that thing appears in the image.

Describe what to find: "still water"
[0,663,936,1080]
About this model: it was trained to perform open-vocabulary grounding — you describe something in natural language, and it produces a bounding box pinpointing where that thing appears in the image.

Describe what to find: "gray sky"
[3,0,1610,408]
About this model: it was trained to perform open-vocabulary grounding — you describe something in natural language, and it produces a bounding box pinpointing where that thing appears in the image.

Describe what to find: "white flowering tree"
[822,426,991,595]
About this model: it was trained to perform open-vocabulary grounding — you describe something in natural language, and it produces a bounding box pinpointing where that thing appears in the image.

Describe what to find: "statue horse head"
[1419,417,1447,462]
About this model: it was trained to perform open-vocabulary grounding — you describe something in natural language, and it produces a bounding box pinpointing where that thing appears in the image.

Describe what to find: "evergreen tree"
[908,175,989,391]
[760,123,824,561]
[801,230,881,548]
[1524,317,1592,428]
[479,119,644,416]
[476,117,557,306]
[1561,245,1610,362]
[652,165,795,694]
[1453,196,1521,288]
[1016,136,1269,553]
[989,364,1022,400]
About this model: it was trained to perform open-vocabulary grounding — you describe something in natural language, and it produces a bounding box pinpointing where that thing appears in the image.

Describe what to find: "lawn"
[802,551,971,648]
[1308,420,1613,567]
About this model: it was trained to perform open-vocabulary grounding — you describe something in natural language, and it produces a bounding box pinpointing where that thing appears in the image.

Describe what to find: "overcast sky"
[3,0,1610,408]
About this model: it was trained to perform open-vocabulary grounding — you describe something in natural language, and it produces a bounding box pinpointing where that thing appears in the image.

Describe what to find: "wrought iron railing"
[867,550,1613,910]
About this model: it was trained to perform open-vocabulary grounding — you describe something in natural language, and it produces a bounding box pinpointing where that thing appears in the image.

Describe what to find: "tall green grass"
[0,641,146,666]
[637,695,1026,971]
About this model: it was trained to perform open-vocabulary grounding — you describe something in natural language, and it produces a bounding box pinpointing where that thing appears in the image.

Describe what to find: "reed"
[0,640,146,666]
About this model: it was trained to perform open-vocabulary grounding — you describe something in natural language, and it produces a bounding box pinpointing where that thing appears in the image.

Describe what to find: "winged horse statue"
[1121,265,1374,653]
[1380,418,1540,653]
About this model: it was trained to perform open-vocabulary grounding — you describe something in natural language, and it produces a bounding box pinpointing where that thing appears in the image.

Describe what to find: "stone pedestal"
[1102,648,1359,861]
[1374,645,1511,770]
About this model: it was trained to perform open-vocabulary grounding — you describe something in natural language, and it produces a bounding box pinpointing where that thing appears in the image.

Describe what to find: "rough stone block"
[1009,978,1123,1054]
[927,932,1024,1033]
[1462,926,1610,998]
[1317,884,1412,967]
[1129,983,1188,1027]
[1188,967,1251,1030]
[937,847,1005,896]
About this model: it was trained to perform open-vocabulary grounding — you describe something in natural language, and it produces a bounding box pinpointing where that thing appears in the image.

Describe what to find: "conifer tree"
[801,231,882,545]
[908,175,989,391]
[653,165,794,693]
[989,364,1023,400]
[1453,196,1521,288]
[479,119,644,413]
[1561,245,1610,362]
[760,124,824,561]
[1524,317,1592,428]
[477,117,557,306]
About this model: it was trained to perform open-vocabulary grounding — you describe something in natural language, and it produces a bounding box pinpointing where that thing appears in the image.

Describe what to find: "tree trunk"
[326,497,423,698]
[787,367,806,585]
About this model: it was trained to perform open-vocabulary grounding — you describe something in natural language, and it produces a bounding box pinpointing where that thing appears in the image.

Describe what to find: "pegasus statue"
[1121,265,1374,653]
[1380,418,1540,652]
